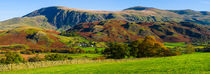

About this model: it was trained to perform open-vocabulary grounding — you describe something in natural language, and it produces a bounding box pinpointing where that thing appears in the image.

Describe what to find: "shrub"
[184,44,195,54]
[28,55,43,62]
[0,44,29,51]
[103,43,130,59]
[1,51,24,64]
[168,47,182,55]
[20,50,34,55]
[45,54,73,61]
[202,45,210,52]
[95,48,100,53]
[60,32,79,37]
[92,57,106,60]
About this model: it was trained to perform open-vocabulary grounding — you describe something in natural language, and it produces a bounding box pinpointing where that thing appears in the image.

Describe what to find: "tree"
[202,45,210,52]
[103,43,130,59]
[3,51,24,64]
[129,36,173,58]
[184,43,195,54]
[129,39,144,57]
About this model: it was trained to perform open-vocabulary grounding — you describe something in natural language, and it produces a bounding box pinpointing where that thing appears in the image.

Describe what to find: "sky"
[0,0,210,21]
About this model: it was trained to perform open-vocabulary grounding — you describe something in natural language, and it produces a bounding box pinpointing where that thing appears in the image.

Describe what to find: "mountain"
[64,19,210,43]
[0,6,209,31]
[23,6,210,30]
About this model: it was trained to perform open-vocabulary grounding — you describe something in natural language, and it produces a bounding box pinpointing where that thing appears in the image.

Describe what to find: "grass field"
[74,47,105,51]
[164,42,186,48]
[54,53,103,59]
[40,53,103,59]
[1,53,210,74]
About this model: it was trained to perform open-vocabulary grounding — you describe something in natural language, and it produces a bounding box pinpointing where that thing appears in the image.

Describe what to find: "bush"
[95,48,100,54]
[202,45,210,52]
[27,48,86,54]
[168,47,182,55]
[184,44,195,54]
[1,51,24,64]
[20,50,34,55]
[45,54,73,61]
[103,43,130,59]
[28,55,43,62]
[92,57,106,60]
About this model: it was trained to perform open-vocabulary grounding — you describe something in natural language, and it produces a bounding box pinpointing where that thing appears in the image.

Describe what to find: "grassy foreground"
[1,53,210,74]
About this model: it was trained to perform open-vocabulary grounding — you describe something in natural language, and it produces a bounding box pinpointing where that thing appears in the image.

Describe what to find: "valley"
[0,4,209,74]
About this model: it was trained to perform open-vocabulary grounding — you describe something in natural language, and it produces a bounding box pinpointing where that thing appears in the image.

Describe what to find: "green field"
[55,53,103,59]
[1,53,210,74]
[164,42,186,48]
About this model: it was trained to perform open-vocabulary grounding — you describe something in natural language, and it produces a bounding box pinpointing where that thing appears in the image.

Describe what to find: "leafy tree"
[202,45,210,52]
[184,43,195,54]
[129,39,144,57]
[103,43,130,59]
[2,51,24,64]
[129,36,173,58]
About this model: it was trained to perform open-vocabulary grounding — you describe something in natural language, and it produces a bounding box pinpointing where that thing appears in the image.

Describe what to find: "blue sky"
[0,0,210,21]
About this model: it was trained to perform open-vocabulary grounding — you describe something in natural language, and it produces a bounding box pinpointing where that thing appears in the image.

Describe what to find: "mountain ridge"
[0,6,209,31]
[22,6,210,30]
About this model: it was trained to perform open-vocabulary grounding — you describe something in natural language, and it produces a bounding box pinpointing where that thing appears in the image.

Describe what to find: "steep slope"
[23,6,182,29]
[0,16,56,30]
[169,9,210,25]
[23,6,210,30]
[64,20,210,42]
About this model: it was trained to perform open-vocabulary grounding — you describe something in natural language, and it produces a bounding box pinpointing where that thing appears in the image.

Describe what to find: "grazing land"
[1,53,210,74]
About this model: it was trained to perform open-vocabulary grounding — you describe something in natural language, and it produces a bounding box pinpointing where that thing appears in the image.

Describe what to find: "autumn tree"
[103,43,130,59]
[129,36,172,58]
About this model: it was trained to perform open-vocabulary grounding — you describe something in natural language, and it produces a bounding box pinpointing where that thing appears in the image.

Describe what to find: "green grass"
[2,53,210,74]
[42,53,103,59]
[164,42,186,48]
[74,47,105,51]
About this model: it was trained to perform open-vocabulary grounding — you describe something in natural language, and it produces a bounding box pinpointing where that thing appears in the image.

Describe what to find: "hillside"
[64,19,210,42]
[169,9,210,25]
[23,6,210,30]
[0,16,56,30]
[2,53,210,74]
[0,26,95,49]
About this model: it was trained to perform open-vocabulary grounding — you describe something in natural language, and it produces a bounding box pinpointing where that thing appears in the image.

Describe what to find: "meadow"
[164,42,186,48]
[1,53,210,74]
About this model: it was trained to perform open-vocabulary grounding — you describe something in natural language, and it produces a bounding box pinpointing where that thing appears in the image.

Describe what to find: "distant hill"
[0,6,209,31]
[0,16,56,30]
[64,19,210,43]
[0,26,98,49]
[23,6,210,30]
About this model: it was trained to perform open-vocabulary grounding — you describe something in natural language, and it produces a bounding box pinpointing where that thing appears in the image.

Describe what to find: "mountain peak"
[124,6,156,11]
